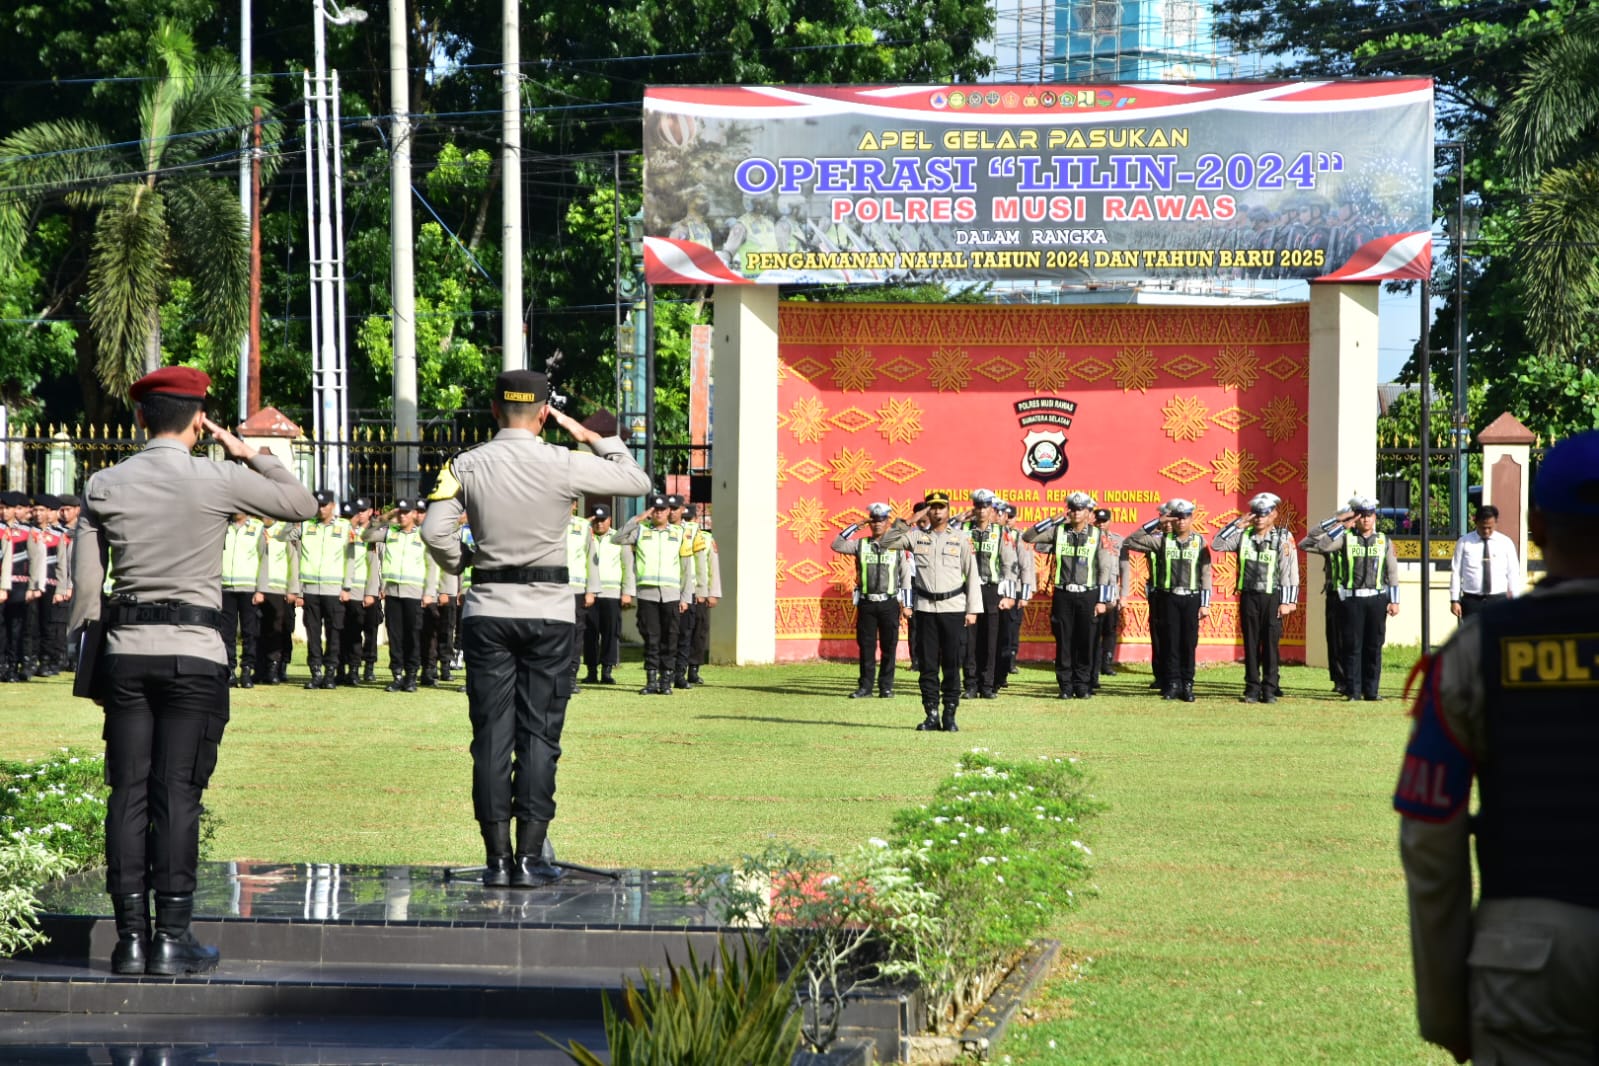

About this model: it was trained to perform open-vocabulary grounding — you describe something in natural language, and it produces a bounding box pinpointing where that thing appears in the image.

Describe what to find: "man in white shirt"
[1450,505,1522,619]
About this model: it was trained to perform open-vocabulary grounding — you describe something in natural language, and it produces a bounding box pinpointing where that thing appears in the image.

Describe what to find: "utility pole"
[389,0,418,499]
[237,0,252,423]
[501,0,523,371]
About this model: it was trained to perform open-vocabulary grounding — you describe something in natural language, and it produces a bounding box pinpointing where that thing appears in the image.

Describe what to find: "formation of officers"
[833,486,1413,729]
[1,490,81,682]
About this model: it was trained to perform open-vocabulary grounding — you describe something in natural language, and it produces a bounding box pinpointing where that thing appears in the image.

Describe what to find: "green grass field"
[2,648,1450,1064]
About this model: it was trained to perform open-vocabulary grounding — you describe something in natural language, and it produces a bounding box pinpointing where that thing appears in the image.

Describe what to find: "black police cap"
[589,504,611,520]
[496,369,548,405]
[313,489,338,507]
[666,493,685,508]
[647,493,669,510]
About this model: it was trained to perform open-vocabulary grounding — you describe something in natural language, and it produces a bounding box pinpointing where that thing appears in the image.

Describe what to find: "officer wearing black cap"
[1124,499,1213,702]
[341,498,381,683]
[1397,429,1599,1064]
[68,365,317,976]
[831,502,912,699]
[221,512,266,688]
[421,369,650,886]
[663,493,699,689]
[562,501,594,692]
[27,493,69,676]
[1212,492,1299,704]
[615,491,694,695]
[364,498,434,691]
[2,490,42,681]
[995,502,1033,685]
[880,489,981,731]
[677,502,715,686]
[1303,494,1399,701]
[582,505,623,685]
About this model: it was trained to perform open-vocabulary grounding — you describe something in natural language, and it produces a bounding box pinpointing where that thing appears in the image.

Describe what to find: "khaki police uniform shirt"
[1211,521,1301,603]
[69,439,318,663]
[880,523,981,614]
[420,430,650,623]
[1304,527,1400,599]
[1022,521,1119,599]
[1122,530,1215,597]
[829,528,913,605]
[1398,576,1599,1051]
[614,516,695,604]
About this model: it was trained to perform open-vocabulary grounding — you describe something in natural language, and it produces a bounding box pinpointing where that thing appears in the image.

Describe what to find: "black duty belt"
[913,586,963,602]
[106,603,225,631]
[473,566,571,586]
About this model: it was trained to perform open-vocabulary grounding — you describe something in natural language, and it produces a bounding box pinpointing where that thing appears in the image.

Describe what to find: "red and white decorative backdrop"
[773,302,1311,663]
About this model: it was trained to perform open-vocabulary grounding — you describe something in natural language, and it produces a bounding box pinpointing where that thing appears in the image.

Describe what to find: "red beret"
[130,366,211,403]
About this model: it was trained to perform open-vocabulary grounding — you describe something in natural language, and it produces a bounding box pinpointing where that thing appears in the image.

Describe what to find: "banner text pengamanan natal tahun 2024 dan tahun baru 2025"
[640,81,1436,288]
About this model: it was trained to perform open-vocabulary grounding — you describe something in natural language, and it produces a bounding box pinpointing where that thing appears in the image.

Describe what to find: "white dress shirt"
[1449,529,1522,599]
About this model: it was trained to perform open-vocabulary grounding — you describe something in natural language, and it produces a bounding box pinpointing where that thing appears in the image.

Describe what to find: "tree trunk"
[143,306,162,376]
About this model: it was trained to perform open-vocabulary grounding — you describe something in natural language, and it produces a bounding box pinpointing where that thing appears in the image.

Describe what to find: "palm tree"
[1498,5,1599,361]
[0,24,266,400]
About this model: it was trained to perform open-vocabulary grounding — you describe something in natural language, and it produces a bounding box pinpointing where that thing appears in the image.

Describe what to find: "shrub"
[552,933,803,1066]
[0,749,108,869]
[689,749,1102,1040]
[0,839,72,957]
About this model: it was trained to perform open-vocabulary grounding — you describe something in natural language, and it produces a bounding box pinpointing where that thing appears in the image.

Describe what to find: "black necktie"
[1481,537,1491,596]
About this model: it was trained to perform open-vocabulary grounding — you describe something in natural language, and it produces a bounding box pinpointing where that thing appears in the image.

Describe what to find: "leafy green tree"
[0,24,271,406]
[0,219,78,422]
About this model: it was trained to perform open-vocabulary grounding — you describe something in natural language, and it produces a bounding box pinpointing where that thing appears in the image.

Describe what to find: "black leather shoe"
[110,893,149,976]
[1262,693,1278,704]
[146,894,219,976]
[639,671,657,695]
[583,672,599,685]
[419,671,438,688]
[673,674,690,690]
[980,690,997,699]
[238,674,254,690]
[303,670,322,690]
[1101,662,1119,675]
[1364,694,1383,702]
[940,714,959,733]
[916,712,942,731]
[1058,690,1073,699]
[401,672,418,693]
[510,854,567,888]
[1162,686,1179,701]
[439,666,454,682]
[879,688,894,699]
[1181,684,1196,703]
[319,673,337,690]
[481,822,512,886]
[687,667,703,685]
[385,675,405,692]
[363,664,376,683]
[1075,688,1092,699]
[848,687,873,699]
[1345,694,1361,702]
[962,687,979,699]
[600,671,616,685]
[1240,692,1259,704]
[482,856,512,887]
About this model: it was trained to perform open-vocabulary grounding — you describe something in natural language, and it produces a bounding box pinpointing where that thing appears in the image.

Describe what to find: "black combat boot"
[941,705,959,733]
[583,667,599,684]
[849,683,873,698]
[420,668,437,688]
[362,663,376,683]
[687,665,703,686]
[110,892,150,975]
[638,670,657,695]
[275,660,289,684]
[439,664,454,682]
[600,666,615,685]
[319,669,338,690]
[916,707,942,731]
[238,666,254,690]
[338,665,357,687]
[401,670,418,693]
[672,669,690,690]
[510,818,566,888]
[303,667,322,690]
[1181,682,1196,703]
[480,821,512,887]
[146,893,220,976]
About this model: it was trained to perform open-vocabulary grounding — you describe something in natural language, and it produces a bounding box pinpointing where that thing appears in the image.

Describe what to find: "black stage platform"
[0,862,734,1065]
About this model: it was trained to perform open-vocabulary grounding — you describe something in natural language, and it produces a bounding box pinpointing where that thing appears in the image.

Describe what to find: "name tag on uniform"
[1501,634,1599,688]
[942,543,961,557]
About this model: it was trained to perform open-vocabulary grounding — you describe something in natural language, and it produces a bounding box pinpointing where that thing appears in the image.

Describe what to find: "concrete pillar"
[1478,411,1536,594]
[1304,283,1380,668]
[709,286,780,665]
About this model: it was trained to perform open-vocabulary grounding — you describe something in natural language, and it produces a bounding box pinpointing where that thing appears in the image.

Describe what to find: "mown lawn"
[2,646,1449,1064]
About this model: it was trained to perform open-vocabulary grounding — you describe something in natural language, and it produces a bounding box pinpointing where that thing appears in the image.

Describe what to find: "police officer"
[1396,429,1599,1065]
[2,491,41,681]
[675,501,714,688]
[1303,495,1399,701]
[616,493,694,696]
[880,490,980,732]
[582,505,624,685]
[365,499,434,692]
[53,494,83,671]
[831,502,912,699]
[1092,508,1123,678]
[1024,492,1118,700]
[27,494,69,675]
[338,500,377,685]
[255,514,295,684]
[690,505,721,685]
[220,512,266,688]
[1212,492,1299,704]
[68,366,317,975]
[1125,502,1173,692]
[995,502,1034,686]
[563,502,593,691]
[1123,499,1213,702]
[421,559,458,687]
[960,489,1018,700]
[291,490,354,690]
[421,370,649,887]
[1302,504,1351,696]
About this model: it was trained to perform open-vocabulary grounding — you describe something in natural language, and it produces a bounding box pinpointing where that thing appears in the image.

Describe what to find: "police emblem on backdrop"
[1021,429,1069,483]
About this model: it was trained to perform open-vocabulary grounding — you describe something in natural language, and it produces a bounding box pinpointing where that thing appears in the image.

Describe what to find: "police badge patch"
[1021,430,1068,483]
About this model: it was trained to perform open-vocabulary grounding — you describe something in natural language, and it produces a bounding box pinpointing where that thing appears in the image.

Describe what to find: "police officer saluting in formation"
[1024,492,1118,700]
[1212,492,1299,704]
[69,367,317,975]
[1092,508,1123,679]
[1123,499,1213,702]
[1302,495,1399,701]
[615,493,694,696]
[582,505,624,685]
[291,490,354,690]
[422,371,649,886]
[831,502,912,699]
[1397,429,1599,1065]
[880,490,980,732]
[221,512,266,688]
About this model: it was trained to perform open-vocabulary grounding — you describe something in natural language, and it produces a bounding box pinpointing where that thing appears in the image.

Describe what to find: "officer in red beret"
[69,365,318,976]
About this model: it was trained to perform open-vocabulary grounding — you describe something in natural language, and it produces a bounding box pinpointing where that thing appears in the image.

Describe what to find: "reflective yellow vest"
[222,519,264,590]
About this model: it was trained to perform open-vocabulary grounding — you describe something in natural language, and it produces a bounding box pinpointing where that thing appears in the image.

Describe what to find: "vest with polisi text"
[1476,589,1599,909]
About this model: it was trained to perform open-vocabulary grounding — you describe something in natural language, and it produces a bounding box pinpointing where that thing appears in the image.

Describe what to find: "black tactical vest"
[1476,588,1599,909]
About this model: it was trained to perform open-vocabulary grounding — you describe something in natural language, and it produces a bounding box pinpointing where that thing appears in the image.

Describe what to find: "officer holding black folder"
[69,366,317,977]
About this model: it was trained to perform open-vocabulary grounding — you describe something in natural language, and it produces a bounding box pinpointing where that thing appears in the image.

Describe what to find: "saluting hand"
[548,406,602,447]
[203,417,258,462]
